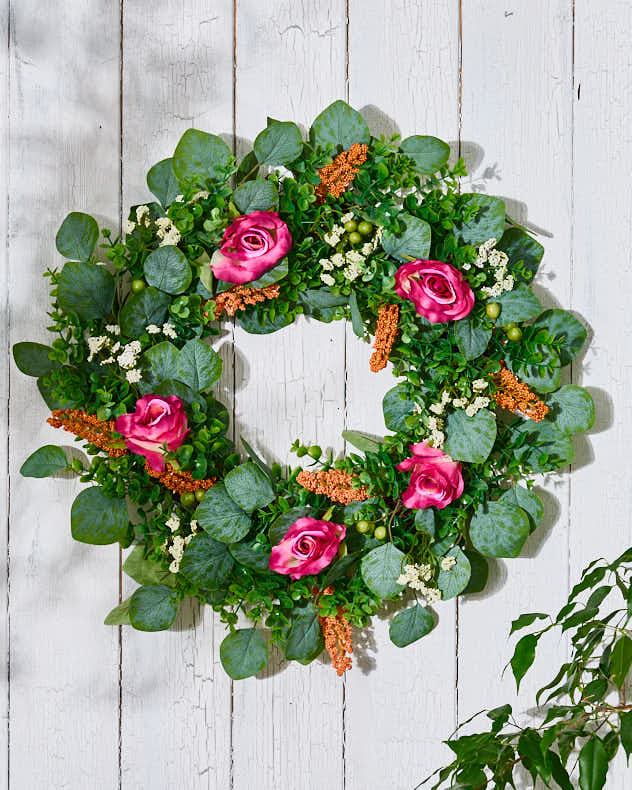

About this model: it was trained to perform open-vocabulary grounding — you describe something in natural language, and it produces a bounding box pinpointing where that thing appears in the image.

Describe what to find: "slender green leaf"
[20,445,67,478]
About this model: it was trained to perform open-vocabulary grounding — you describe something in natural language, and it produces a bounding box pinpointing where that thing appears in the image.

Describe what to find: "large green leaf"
[123,545,175,588]
[172,128,233,186]
[444,409,497,464]
[284,604,324,664]
[254,118,303,166]
[229,539,271,573]
[494,284,542,324]
[469,501,531,558]
[71,486,129,545]
[547,385,595,434]
[120,287,170,337]
[342,430,384,455]
[179,533,234,590]
[310,100,370,150]
[224,461,276,514]
[20,445,67,478]
[57,261,115,321]
[360,543,406,599]
[414,508,435,537]
[299,288,348,321]
[129,584,178,632]
[195,482,251,543]
[610,635,632,689]
[175,338,222,392]
[399,135,450,174]
[146,158,180,207]
[389,604,436,647]
[437,547,471,599]
[497,227,544,283]
[55,212,99,261]
[454,318,492,360]
[382,383,417,432]
[13,342,59,377]
[140,341,179,389]
[220,628,268,680]
[237,310,293,334]
[382,213,431,261]
[507,344,561,393]
[143,245,192,295]
[232,179,278,213]
[455,194,506,246]
[533,309,587,366]
[500,485,543,532]
[511,420,575,472]
[578,737,608,790]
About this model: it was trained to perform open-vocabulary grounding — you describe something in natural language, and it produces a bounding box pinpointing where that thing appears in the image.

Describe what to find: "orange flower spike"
[319,606,353,676]
[491,362,549,422]
[369,303,399,373]
[48,409,127,458]
[144,462,216,496]
[296,468,369,504]
[315,142,369,203]
[212,284,281,319]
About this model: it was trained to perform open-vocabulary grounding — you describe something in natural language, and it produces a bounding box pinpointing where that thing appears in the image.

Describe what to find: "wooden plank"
[7,2,120,787]
[344,3,461,788]
[457,0,574,731]
[571,3,632,786]
[119,4,234,789]
[230,2,348,788]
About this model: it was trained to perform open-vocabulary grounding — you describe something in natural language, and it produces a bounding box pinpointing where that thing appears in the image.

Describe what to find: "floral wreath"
[14,101,594,679]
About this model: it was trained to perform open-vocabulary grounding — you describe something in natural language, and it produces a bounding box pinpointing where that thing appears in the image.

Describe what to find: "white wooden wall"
[2,1,631,788]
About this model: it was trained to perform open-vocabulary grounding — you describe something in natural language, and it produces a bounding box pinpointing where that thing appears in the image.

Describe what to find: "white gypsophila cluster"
[320,213,383,285]
[126,369,142,384]
[146,324,161,334]
[449,379,491,417]
[464,237,514,298]
[116,340,141,370]
[425,415,445,450]
[188,190,210,203]
[86,326,143,384]
[397,564,442,604]
[165,514,180,533]
[155,216,182,247]
[87,335,109,362]
[163,518,198,573]
[440,556,457,571]
[162,323,177,339]
[135,205,151,227]
[105,324,120,336]
[123,219,136,235]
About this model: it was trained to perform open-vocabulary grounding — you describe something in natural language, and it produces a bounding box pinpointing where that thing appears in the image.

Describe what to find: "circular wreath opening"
[14,100,594,679]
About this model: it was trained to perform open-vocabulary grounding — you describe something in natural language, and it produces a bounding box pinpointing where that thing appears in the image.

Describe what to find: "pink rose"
[394,259,474,323]
[210,210,292,284]
[114,395,189,472]
[397,442,464,510]
[269,517,346,580]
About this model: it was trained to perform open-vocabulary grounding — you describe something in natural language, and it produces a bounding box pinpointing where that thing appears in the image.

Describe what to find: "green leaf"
[175,338,222,392]
[310,100,370,150]
[57,261,115,321]
[20,445,67,478]
[342,430,384,455]
[437,547,471,599]
[610,635,632,688]
[389,604,436,647]
[269,507,314,545]
[224,461,276,514]
[238,309,293,334]
[146,158,180,207]
[246,258,289,289]
[143,245,192,295]
[153,379,205,409]
[510,612,548,635]
[454,318,492,360]
[70,486,129,545]
[620,710,632,764]
[414,508,435,537]
[55,211,99,261]
[220,628,268,679]
[285,603,324,663]
[104,597,131,626]
[119,287,170,337]
[299,288,348,320]
[455,194,505,246]
[533,308,587,366]
[510,633,539,690]
[254,118,303,166]
[507,344,561,393]
[579,737,608,790]
[195,482,251,543]
[123,545,175,588]
[229,539,271,573]
[129,584,178,632]
[172,128,233,186]
[382,213,431,261]
[462,551,489,594]
[399,135,450,174]
[500,485,544,532]
[382,383,417,433]
[511,420,575,472]
[470,501,531,558]
[13,342,59,377]
[140,341,179,389]
[494,283,542,324]
[179,533,234,589]
[349,289,364,337]
[235,150,259,183]
[444,408,497,463]
[232,179,278,213]
[360,543,406,599]
[547,385,595,434]
[497,227,544,283]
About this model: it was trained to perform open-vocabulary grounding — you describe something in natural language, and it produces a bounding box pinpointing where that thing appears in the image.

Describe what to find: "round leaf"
[13,342,59,377]
[360,543,406,599]
[229,540,271,573]
[389,604,436,647]
[224,461,276,514]
[195,482,251,543]
[232,179,278,213]
[172,128,233,186]
[179,533,234,590]
[220,628,268,680]
[55,212,99,261]
[437,547,471,599]
[382,383,417,433]
[497,227,544,284]
[143,245,192,295]
[455,194,506,246]
[400,135,450,174]
[140,341,179,389]
[494,284,542,324]
[414,508,436,537]
[507,344,561,393]
[500,485,544,532]
[57,261,115,321]
[310,100,370,150]
[254,119,303,166]
[20,445,67,478]
[146,158,180,207]
[71,486,129,545]
[547,385,595,434]
[119,287,170,337]
[284,604,324,664]
[238,310,293,334]
[129,584,178,632]
[469,501,531,558]
[511,420,575,472]
[382,213,432,261]
[123,545,175,588]
[454,318,492,360]
[444,409,497,464]
[175,338,222,392]
[533,309,587,366]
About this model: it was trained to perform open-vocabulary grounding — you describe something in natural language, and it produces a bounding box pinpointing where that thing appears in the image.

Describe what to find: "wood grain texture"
[344,3,461,788]
[231,2,347,788]
[7,2,121,787]
[1,1,8,786]
[119,4,233,789]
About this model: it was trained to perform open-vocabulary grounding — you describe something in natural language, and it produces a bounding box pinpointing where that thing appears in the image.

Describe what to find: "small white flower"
[472,379,488,391]
[87,335,109,362]
[146,324,161,334]
[100,356,114,366]
[189,190,210,202]
[341,212,354,223]
[105,324,121,336]
[162,323,177,339]
[441,556,457,571]
[452,398,467,408]
[126,369,142,384]
[169,559,180,573]
[427,416,438,430]
[465,404,477,417]
[473,396,490,409]
[174,194,184,203]
[123,220,136,234]
[135,205,151,226]
[429,403,444,415]
[319,258,334,271]
[361,243,373,255]
[320,273,335,286]
[166,514,181,533]
[440,391,452,405]
[331,253,345,268]
[189,519,199,534]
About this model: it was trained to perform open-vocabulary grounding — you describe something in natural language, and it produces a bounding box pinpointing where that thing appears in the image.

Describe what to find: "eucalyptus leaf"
[455,194,506,246]
[195,482,251,543]
[104,597,131,626]
[71,486,129,545]
[382,383,417,433]
[507,344,561,393]
[146,158,180,207]
[120,287,170,337]
[254,118,303,166]
[497,227,544,283]
[123,545,175,588]
[55,212,99,261]
[129,584,178,632]
[172,128,233,186]
[224,461,276,513]
[414,508,435,538]
[547,385,595,434]
[310,100,370,150]
[500,485,544,532]
[400,135,450,174]
[533,309,587,366]
[470,501,531,558]
[179,532,234,589]
[511,420,575,473]
[140,341,179,389]
[360,543,406,599]
[349,289,364,337]
[175,338,222,392]
[232,179,278,213]
[382,213,431,261]
[220,628,268,680]
[246,258,289,289]
[238,310,293,334]
[13,342,59,377]
[57,261,115,321]
[284,603,324,664]
[143,245,192,295]
[342,430,384,455]
[462,551,489,594]
[494,284,542,324]
[229,540,271,573]
[454,318,492,360]
[444,409,497,464]
[20,445,68,478]
[437,547,471,599]
[389,604,436,647]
